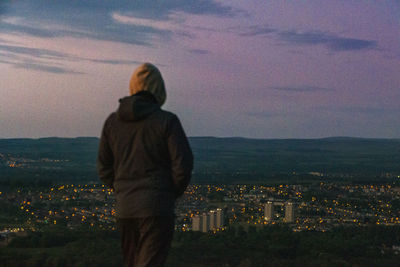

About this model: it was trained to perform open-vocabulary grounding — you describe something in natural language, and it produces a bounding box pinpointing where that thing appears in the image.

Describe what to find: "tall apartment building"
[201,213,210,232]
[285,202,295,223]
[192,209,224,232]
[264,201,274,221]
[265,200,296,223]
[192,215,202,231]
[216,208,224,228]
[209,210,216,230]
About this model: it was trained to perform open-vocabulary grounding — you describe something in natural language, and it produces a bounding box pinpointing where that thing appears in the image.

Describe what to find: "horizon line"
[0,136,399,141]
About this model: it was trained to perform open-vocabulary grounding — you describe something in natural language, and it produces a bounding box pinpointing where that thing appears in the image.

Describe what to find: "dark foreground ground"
[1,224,400,267]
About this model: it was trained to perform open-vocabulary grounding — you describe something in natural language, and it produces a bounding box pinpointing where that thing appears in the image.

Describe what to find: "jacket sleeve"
[167,115,193,198]
[97,120,115,189]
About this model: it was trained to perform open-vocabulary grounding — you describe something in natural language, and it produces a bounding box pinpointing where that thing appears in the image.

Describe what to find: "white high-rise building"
[201,213,210,232]
[264,201,274,221]
[216,208,224,228]
[209,210,216,230]
[192,209,224,232]
[192,215,202,231]
[285,202,295,223]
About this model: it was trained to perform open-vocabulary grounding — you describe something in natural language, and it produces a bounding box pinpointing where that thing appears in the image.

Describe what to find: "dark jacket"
[97,91,193,218]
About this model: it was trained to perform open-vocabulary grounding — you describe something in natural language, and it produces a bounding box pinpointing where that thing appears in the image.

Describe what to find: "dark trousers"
[117,216,174,267]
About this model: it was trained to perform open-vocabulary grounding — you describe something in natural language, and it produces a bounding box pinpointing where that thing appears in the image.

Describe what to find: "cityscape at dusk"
[1,1,400,266]
[1,137,400,265]
[3,182,400,235]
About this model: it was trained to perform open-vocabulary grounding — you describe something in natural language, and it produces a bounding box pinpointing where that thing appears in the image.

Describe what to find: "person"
[97,63,193,267]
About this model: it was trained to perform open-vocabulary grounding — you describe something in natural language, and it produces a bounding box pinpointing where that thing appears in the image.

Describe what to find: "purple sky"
[1,1,399,138]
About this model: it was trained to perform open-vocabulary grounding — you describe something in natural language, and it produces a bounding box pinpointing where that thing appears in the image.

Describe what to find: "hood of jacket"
[129,63,166,106]
[117,91,160,121]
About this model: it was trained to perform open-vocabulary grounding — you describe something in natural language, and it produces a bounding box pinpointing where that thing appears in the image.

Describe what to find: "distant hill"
[1,137,399,184]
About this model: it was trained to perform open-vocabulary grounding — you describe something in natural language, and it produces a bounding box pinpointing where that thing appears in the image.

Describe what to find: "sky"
[0,0,399,139]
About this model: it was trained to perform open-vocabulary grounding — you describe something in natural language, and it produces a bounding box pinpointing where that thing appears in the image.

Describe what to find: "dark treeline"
[2,224,400,267]
[0,166,97,189]
[1,137,400,184]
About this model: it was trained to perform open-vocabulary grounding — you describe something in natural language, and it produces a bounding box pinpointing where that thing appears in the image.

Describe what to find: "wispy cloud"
[13,62,84,74]
[111,13,175,31]
[0,0,236,46]
[0,44,142,73]
[238,25,276,37]
[1,21,60,38]
[0,51,18,59]
[0,44,69,59]
[0,44,80,74]
[1,1,237,74]
[271,86,334,92]
[88,59,142,65]
[238,25,377,52]
[0,58,14,65]
[277,30,377,51]
[111,12,194,40]
[1,18,157,46]
[187,49,210,55]
[0,37,19,44]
